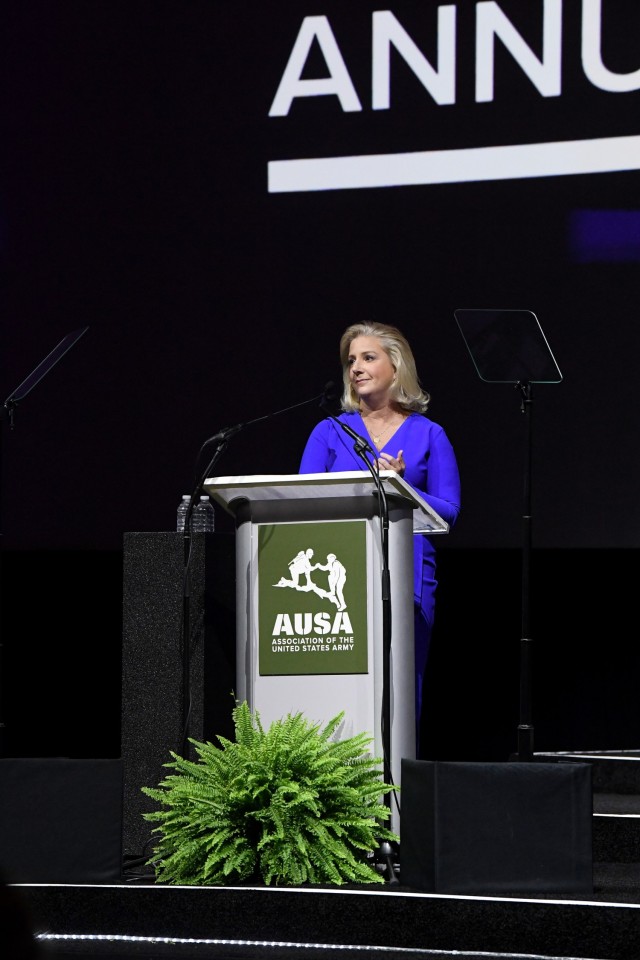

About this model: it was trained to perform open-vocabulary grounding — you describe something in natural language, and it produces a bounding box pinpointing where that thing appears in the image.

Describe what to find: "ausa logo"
[274,547,347,610]
[272,547,352,638]
[258,520,367,675]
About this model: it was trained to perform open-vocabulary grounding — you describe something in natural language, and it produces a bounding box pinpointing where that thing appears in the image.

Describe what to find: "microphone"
[321,380,339,406]
[205,423,245,445]
[319,379,377,459]
[203,384,329,449]
[194,382,336,481]
[332,417,377,459]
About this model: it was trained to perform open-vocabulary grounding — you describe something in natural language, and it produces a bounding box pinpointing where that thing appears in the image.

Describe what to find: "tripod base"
[372,840,400,884]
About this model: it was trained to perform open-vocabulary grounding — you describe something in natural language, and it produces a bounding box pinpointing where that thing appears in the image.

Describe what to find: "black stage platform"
[3,547,640,959]
[16,864,640,960]
[8,751,640,960]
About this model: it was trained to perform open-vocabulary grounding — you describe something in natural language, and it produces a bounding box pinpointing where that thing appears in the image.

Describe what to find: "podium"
[204,471,449,835]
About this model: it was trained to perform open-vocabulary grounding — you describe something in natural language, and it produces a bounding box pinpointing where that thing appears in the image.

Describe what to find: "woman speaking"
[299,321,461,743]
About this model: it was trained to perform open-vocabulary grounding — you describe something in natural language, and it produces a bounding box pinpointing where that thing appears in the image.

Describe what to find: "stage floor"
[16,869,640,960]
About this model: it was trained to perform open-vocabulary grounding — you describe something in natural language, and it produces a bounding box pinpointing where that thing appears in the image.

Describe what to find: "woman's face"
[347,335,396,405]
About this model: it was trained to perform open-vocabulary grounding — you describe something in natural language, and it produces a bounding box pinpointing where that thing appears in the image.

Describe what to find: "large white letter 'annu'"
[268,16,362,117]
[269,2,640,119]
[267,2,640,191]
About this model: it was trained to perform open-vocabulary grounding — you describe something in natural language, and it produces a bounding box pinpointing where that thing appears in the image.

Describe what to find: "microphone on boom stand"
[319,387,398,883]
[178,382,340,758]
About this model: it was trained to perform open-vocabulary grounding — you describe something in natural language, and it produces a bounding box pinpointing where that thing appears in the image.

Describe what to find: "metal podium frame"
[204,471,448,835]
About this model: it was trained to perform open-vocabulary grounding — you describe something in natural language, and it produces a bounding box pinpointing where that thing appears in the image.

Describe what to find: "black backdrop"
[2,1,639,760]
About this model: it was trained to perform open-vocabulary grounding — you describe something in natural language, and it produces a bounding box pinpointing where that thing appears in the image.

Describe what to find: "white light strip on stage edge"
[268,134,640,193]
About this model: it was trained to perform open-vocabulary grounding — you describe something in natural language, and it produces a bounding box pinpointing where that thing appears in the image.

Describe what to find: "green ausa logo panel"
[258,520,368,676]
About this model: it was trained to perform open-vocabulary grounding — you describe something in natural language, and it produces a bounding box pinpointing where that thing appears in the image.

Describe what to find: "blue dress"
[299,411,461,729]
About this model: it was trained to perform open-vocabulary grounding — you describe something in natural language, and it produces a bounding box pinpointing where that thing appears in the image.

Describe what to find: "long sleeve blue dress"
[299,410,461,730]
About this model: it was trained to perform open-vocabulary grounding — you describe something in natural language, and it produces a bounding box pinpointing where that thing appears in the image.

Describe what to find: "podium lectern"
[204,471,448,836]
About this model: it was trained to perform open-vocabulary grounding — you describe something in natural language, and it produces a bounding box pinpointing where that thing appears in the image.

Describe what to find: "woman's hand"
[377,449,405,477]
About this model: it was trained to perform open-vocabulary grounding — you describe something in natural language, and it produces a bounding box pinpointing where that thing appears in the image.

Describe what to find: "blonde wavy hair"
[338,322,430,413]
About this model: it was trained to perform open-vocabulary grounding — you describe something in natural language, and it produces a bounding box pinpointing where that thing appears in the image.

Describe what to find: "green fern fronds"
[142,700,398,886]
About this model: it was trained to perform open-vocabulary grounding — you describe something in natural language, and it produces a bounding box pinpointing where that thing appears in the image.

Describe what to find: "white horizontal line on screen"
[268,134,640,193]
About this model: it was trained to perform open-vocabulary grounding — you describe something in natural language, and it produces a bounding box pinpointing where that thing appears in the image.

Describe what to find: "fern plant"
[141,700,398,886]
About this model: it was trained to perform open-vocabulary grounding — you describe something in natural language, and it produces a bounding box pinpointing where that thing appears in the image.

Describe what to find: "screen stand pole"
[516,380,534,761]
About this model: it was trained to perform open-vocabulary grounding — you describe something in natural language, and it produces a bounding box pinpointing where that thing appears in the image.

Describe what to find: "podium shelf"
[204,471,448,535]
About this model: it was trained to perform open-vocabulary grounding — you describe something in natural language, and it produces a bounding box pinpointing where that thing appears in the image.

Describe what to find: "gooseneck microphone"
[319,381,378,462]
[331,417,377,460]
[320,382,396,877]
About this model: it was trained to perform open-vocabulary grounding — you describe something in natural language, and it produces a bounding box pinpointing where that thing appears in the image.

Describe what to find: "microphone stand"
[178,388,333,759]
[0,327,89,757]
[322,409,399,884]
[178,437,231,759]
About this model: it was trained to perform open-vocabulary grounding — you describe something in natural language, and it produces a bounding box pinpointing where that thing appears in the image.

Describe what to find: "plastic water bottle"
[191,495,215,532]
[176,495,191,532]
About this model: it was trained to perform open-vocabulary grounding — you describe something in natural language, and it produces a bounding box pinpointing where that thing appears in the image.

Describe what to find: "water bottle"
[176,495,191,532]
[191,495,215,533]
